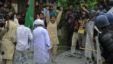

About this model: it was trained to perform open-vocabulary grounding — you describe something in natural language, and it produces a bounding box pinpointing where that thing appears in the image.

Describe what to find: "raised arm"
[56,8,63,25]
[44,8,50,24]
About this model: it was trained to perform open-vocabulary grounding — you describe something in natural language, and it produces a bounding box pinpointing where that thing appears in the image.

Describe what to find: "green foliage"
[86,0,97,10]
[57,0,68,9]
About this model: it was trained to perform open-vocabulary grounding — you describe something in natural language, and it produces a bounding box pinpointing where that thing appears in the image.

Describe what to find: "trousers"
[71,32,78,53]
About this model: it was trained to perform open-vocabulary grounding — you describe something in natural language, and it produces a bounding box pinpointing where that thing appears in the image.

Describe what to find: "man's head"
[36,14,40,19]
[5,12,15,21]
[4,14,10,21]
[50,16,56,23]
[33,19,44,28]
[39,13,44,19]
[18,18,25,25]
[46,4,49,10]
[89,10,96,19]
[95,15,110,31]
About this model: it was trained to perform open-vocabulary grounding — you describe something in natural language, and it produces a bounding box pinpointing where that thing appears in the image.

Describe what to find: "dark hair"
[4,14,10,21]
[39,12,44,16]
[5,12,15,20]
[50,16,56,19]
[10,13,14,20]
[0,22,5,27]
[18,18,25,25]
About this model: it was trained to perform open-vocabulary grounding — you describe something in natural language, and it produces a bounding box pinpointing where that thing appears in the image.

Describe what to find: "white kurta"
[16,25,33,51]
[33,26,51,64]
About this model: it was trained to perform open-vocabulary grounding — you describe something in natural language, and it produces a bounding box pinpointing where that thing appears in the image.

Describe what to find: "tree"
[86,0,97,10]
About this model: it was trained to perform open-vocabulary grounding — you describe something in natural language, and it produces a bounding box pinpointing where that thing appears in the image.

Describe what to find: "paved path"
[56,51,86,64]
[0,50,86,64]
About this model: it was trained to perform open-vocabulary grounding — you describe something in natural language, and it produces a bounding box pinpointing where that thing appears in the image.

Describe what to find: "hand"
[60,7,63,11]
[14,42,16,46]
[82,7,89,13]
[56,10,60,13]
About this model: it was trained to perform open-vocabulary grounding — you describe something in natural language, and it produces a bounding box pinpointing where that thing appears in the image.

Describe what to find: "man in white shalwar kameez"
[33,19,51,64]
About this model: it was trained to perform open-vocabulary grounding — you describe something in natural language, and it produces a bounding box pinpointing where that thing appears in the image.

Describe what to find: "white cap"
[33,19,44,26]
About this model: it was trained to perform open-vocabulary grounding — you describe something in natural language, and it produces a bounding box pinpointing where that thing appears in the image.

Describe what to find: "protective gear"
[99,31,113,64]
[96,11,105,16]
[95,15,110,28]
[105,12,113,24]
[99,31,113,53]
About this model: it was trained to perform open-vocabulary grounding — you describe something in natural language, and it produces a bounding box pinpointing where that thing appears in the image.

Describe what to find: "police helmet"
[95,15,110,28]
[105,12,113,24]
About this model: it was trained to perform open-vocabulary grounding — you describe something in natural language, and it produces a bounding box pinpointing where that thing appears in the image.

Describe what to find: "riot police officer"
[95,15,113,64]
[105,12,113,31]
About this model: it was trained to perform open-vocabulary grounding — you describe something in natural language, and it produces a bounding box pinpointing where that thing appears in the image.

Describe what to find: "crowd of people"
[0,0,113,64]
[0,1,63,64]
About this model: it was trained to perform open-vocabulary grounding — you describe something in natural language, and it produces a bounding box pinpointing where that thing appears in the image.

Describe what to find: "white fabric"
[33,26,51,64]
[33,19,44,26]
[16,25,33,51]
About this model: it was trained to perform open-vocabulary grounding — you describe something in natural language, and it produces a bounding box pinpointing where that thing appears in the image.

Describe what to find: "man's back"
[33,26,51,64]
[16,25,32,51]
[33,26,48,47]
